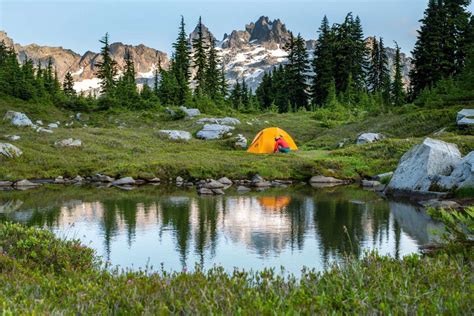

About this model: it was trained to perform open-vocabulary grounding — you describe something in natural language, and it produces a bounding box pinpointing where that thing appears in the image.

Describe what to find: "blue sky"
[1,0,472,56]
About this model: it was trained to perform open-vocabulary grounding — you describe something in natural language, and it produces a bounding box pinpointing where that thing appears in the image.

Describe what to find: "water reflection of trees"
[0,186,443,267]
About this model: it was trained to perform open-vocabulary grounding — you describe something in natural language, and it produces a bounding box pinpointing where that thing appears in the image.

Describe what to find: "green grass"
[0,222,472,314]
[1,97,473,181]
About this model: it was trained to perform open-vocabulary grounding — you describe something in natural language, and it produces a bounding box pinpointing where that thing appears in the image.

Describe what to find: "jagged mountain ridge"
[0,16,412,94]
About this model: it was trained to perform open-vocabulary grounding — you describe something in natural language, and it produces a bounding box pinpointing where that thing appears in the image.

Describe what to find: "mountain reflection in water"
[0,186,442,274]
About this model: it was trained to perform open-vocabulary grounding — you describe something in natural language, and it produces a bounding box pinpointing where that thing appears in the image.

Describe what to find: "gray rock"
[356,133,384,145]
[176,176,184,184]
[309,176,346,184]
[0,143,22,158]
[148,177,161,183]
[372,171,394,181]
[36,127,53,134]
[251,174,265,183]
[92,174,114,182]
[196,124,234,140]
[237,185,251,192]
[386,138,462,193]
[212,189,225,195]
[362,180,382,188]
[48,123,59,129]
[0,181,13,187]
[112,177,135,186]
[158,130,192,141]
[196,117,241,125]
[179,106,201,118]
[456,109,474,126]
[3,111,33,127]
[14,179,40,187]
[36,120,43,125]
[203,179,225,189]
[4,135,20,141]
[54,176,65,184]
[198,187,214,195]
[217,177,233,186]
[419,199,461,210]
[55,138,82,148]
[71,175,84,183]
[437,151,474,190]
[234,134,248,149]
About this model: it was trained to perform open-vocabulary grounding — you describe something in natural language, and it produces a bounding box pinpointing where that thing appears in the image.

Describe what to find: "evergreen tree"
[410,0,472,96]
[153,54,161,96]
[205,35,221,100]
[311,16,335,106]
[219,64,228,98]
[392,42,406,106]
[241,79,250,109]
[116,48,139,108]
[256,71,273,109]
[63,71,76,97]
[95,33,118,94]
[192,16,208,95]
[284,33,310,109]
[230,79,242,110]
[171,16,191,105]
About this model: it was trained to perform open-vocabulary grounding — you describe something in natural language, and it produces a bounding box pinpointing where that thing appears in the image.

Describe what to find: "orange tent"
[247,127,298,154]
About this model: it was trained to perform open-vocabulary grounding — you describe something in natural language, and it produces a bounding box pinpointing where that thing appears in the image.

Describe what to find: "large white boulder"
[456,109,474,126]
[356,133,384,145]
[158,130,192,141]
[3,111,33,127]
[0,143,22,158]
[386,138,462,193]
[196,124,234,140]
[437,151,474,190]
[55,138,82,148]
[196,117,241,125]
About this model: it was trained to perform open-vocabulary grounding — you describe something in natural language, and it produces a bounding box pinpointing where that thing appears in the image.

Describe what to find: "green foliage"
[95,33,118,95]
[428,207,474,245]
[0,223,471,314]
[0,222,96,273]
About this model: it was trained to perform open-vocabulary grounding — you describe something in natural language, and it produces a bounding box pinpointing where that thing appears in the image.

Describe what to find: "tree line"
[0,0,473,113]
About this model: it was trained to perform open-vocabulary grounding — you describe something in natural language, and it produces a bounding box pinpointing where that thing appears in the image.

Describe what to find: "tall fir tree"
[205,35,221,100]
[192,16,208,95]
[284,33,310,110]
[311,16,335,106]
[410,0,472,96]
[95,33,118,94]
[171,16,191,105]
[63,71,76,97]
[391,42,406,106]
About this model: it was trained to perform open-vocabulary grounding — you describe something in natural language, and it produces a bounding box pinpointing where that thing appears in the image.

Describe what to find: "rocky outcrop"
[179,106,201,118]
[196,124,234,140]
[437,152,474,190]
[158,130,192,141]
[0,143,22,158]
[3,111,33,127]
[457,109,474,126]
[356,133,384,145]
[386,138,462,194]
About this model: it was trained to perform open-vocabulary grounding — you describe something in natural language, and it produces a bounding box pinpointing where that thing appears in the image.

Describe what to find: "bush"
[0,222,96,273]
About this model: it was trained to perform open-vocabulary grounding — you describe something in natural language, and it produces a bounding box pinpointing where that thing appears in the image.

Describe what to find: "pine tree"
[256,71,273,109]
[219,64,228,98]
[205,35,221,100]
[284,33,310,110]
[311,16,335,106]
[63,71,76,97]
[392,42,406,106]
[230,79,242,110]
[192,16,208,95]
[410,0,472,96]
[95,33,118,94]
[116,48,139,108]
[171,16,191,105]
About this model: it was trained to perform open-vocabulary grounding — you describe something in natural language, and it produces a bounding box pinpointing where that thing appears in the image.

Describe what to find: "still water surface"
[0,185,442,274]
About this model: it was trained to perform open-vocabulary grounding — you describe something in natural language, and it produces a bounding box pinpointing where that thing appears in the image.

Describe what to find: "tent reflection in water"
[258,196,291,211]
[247,127,298,154]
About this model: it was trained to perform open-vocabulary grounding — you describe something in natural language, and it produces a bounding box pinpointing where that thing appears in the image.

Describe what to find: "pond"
[0,185,442,275]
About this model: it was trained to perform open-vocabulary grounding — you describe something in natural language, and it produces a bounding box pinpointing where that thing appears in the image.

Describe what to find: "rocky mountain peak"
[189,22,216,46]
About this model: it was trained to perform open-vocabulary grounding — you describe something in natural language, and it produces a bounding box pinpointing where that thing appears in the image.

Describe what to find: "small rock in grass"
[55,138,82,148]
[48,123,59,129]
[0,143,22,158]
